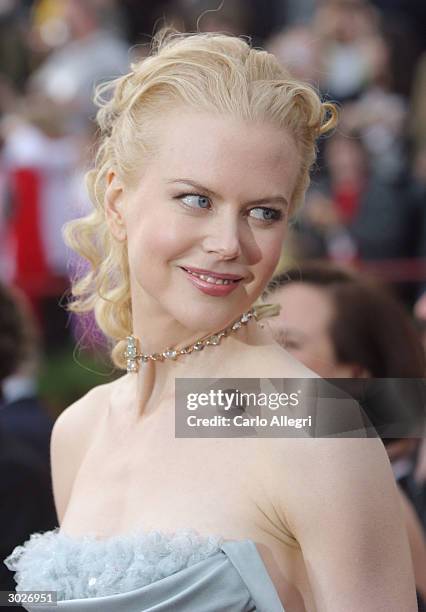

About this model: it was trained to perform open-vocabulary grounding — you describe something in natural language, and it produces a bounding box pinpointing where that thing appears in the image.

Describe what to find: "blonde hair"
[64,30,338,369]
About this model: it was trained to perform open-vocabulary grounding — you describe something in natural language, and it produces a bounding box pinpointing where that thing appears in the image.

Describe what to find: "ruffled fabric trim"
[4,528,223,601]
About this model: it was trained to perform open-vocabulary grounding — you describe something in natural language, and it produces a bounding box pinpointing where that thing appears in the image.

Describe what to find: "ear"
[104,170,127,242]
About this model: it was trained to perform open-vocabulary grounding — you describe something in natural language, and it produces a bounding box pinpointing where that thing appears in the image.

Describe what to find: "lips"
[180,266,244,284]
[180,266,243,296]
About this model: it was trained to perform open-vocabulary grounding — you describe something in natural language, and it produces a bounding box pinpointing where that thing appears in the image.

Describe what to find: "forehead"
[145,111,301,200]
[273,284,335,333]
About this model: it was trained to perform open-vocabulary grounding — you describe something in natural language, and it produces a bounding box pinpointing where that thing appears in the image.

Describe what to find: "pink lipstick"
[180,266,243,297]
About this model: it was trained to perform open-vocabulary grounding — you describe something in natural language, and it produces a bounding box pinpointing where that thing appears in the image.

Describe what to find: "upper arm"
[278,439,417,612]
[398,485,426,601]
[50,387,106,525]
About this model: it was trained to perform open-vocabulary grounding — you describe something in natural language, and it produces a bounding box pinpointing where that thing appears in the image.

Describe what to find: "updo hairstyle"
[64,30,338,368]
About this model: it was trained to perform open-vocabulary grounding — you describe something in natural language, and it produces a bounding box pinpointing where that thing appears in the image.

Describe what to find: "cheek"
[254,229,284,277]
[128,214,194,267]
[305,336,338,376]
[317,334,338,365]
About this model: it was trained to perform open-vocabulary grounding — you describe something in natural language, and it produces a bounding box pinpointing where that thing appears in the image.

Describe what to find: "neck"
[132,320,256,419]
[126,298,279,420]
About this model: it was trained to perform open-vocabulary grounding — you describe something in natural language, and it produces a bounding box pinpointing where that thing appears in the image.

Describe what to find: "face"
[107,111,300,335]
[268,283,361,377]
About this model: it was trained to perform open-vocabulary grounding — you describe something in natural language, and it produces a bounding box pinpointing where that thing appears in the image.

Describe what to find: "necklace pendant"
[126,360,139,372]
[163,348,177,360]
[125,335,139,373]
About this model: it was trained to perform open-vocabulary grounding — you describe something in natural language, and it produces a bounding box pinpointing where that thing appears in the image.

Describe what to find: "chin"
[173,297,253,333]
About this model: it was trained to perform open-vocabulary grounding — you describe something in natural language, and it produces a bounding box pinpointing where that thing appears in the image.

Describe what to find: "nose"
[202,213,242,260]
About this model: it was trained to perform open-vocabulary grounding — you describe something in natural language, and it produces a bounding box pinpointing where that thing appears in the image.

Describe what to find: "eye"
[180,194,211,209]
[249,207,282,223]
[283,339,301,350]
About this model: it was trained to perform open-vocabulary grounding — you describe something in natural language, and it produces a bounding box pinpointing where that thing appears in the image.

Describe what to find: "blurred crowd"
[0,0,425,606]
[0,0,425,346]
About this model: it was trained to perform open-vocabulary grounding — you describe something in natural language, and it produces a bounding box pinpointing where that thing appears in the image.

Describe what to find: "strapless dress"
[4,528,285,611]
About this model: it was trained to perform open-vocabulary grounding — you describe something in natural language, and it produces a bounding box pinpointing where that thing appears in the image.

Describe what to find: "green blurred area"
[38,342,119,419]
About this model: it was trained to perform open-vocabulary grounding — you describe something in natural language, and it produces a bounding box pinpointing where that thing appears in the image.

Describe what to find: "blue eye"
[249,207,282,222]
[180,194,211,209]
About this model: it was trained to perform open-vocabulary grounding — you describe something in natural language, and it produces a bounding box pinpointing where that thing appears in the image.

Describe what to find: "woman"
[264,261,426,605]
[5,31,417,611]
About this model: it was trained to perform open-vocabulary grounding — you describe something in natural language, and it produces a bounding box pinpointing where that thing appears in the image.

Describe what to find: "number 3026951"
[0,591,57,606]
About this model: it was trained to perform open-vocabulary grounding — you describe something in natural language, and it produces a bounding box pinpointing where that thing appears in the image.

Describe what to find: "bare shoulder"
[259,342,318,378]
[258,437,416,610]
[236,335,319,379]
[50,376,125,523]
[264,437,395,513]
[52,377,121,445]
[251,437,391,537]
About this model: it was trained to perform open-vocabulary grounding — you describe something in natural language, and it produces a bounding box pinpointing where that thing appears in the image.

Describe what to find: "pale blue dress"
[4,528,285,611]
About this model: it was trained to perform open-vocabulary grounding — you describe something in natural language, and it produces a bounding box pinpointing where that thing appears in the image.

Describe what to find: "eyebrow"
[166,178,289,209]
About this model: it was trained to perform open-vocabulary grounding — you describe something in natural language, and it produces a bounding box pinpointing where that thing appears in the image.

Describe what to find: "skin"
[51,111,417,611]
[398,486,426,602]
[269,282,426,600]
[266,283,366,378]
[105,111,299,414]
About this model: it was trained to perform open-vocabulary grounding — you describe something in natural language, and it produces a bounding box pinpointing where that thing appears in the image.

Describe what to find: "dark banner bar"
[175,378,426,438]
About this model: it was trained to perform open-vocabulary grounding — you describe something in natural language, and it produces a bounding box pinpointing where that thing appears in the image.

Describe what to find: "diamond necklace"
[124,304,279,373]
